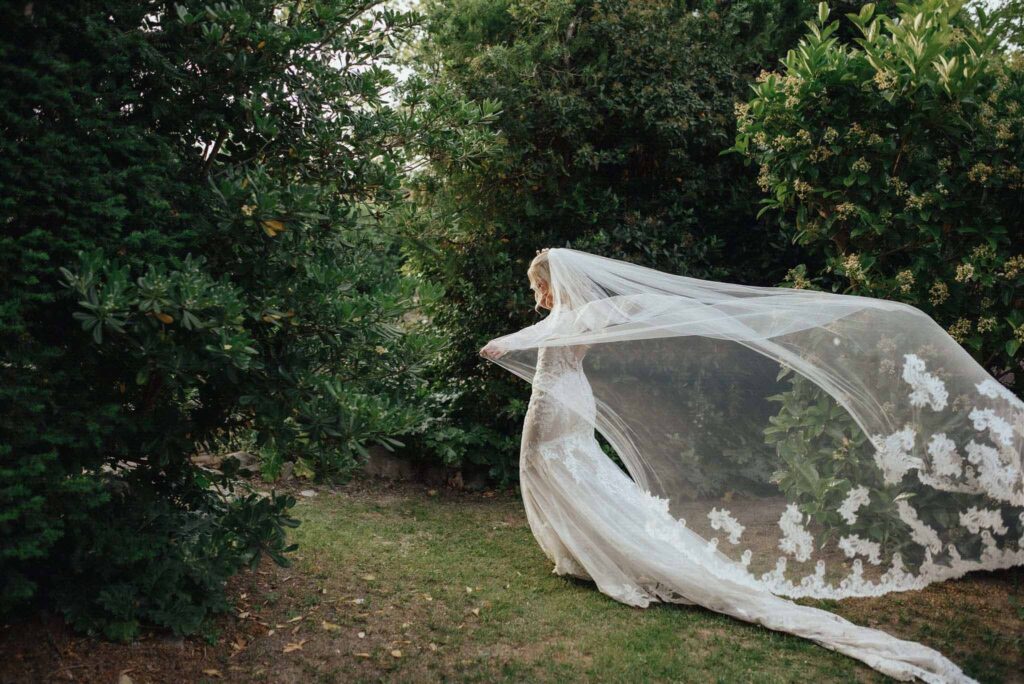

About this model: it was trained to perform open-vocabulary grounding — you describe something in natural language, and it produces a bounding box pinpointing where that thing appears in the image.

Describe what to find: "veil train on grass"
[484,247,1024,683]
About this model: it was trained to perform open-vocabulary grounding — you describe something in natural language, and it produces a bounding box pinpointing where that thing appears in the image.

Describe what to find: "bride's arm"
[480,339,506,360]
[479,314,564,360]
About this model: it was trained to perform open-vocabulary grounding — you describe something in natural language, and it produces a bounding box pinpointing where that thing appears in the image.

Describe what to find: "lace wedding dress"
[486,248,1024,684]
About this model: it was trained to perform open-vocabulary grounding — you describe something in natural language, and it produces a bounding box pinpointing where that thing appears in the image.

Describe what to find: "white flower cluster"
[708,507,746,544]
[902,353,948,411]
[837,485,870,525]
[777,504,814,562]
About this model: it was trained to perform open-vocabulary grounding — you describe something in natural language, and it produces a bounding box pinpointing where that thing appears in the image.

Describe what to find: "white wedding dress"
[518,345,972,683]
[487,248,1023,684]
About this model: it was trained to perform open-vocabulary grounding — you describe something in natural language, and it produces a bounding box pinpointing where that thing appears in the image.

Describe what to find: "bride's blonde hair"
[528,249,552,313]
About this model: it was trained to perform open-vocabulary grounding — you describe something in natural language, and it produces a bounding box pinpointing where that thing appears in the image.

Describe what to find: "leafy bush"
[402,0,833,480]
[53,463,300,642]
[0,0,494,638]
[732,0,1024,380]
[763,367,1019,569]
[734,0,1024,550]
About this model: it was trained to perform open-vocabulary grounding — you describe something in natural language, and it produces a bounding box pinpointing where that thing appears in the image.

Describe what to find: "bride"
[480,247,1024,683]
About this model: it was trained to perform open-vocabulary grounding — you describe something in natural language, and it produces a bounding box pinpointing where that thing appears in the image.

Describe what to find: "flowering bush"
[732,0,1024,388]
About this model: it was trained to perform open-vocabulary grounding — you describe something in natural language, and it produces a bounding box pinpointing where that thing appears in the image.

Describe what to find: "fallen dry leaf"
[283,639,307,653]
[322,620,341,632]
[202,669,223,678]
[287,615,304,623]
[471,608,480,616]
[391,649,402,658]
[354,652,371,658]
[362,574,376,581]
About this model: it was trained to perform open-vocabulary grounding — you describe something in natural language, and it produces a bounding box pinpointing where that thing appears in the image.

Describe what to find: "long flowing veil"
[490,247,1024,601]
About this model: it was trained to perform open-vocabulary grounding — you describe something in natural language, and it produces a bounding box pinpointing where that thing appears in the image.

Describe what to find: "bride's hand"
[479,341,506,360]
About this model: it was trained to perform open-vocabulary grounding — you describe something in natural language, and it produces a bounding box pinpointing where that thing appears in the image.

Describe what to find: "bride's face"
[530,276,553,310]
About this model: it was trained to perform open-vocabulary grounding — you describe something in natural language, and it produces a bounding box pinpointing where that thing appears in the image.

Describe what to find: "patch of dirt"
[0,475,517,684]
[0,553,314,683]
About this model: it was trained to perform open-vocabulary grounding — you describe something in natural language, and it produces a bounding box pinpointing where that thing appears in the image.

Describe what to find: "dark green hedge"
[400,0,850,481]
[0,0,493,639]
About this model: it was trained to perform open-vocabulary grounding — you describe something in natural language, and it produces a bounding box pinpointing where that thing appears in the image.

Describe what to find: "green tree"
[400,0,841,481]
[0,0,496,639]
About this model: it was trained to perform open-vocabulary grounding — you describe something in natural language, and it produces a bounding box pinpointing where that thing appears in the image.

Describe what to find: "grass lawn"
[4,477,1023,683]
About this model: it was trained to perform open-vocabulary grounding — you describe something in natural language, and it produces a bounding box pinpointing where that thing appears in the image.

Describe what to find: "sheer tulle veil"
[489,247,1024,601]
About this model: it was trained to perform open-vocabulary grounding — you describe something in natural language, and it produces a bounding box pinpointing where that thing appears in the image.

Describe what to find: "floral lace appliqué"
[902,353,948,411]
[871,427,920,485]
[976,378,1024,411]
[839,535,882,565]
[926,433,963,478]
[777,504,813,562]
[969,407,1015,447]
[959,506,1008,535]
[708,507,745,544]
[837,485,870,525]
[896,499,943,554]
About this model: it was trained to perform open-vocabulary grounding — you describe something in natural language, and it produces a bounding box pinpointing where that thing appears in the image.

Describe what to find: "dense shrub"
[732,0,1024,545]
[0,0,494,639]
[401,0,838,482]
[733,0,1024,380]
